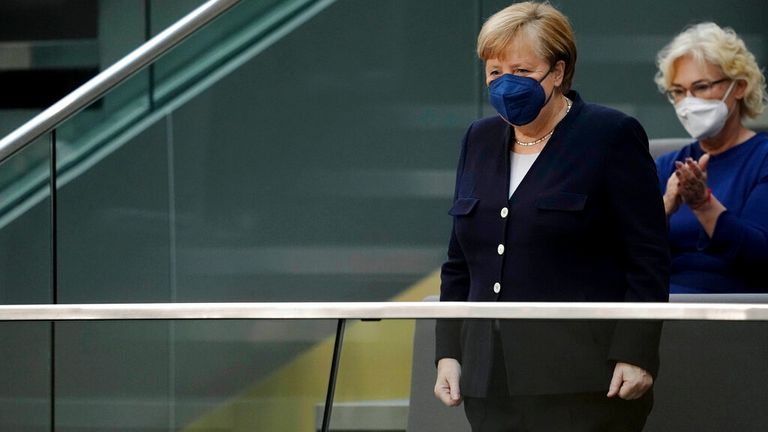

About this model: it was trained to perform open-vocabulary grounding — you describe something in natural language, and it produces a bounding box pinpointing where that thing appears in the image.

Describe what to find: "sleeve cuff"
[434,319,462,365]
[608,321,663,378]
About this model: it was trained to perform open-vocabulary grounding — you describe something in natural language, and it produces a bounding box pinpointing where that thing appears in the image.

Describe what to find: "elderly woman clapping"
[655,22,768,294]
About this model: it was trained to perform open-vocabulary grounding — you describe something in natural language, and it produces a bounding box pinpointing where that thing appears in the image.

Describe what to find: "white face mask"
[674,80,735,140]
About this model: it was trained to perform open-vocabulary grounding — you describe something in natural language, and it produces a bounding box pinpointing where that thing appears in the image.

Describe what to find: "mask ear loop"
[721,79,736,102]
[538,66,557,107]
[721,79,738,120]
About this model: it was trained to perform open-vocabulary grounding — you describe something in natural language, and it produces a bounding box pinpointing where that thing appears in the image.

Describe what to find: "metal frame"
[0,0,240,162]
[321,319,346,432]
[2,301,768,321]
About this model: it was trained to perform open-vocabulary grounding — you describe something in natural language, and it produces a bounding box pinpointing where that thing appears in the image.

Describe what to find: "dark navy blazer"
[436,91,670,397]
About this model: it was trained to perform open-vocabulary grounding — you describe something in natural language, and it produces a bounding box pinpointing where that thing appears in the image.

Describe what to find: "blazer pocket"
[536,192,588,211]
[448,197,479,216]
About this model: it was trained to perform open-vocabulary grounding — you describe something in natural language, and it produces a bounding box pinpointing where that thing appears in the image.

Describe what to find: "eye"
[691,82,712,94]
[668,88,685,98]
[664,87,687,103]
[512,68,530,76]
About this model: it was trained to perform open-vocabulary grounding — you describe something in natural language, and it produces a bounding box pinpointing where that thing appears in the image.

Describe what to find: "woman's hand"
[673,153,726,237]
[663,172,682,216]
[434,358,462,407]
[607,362,653,400]
[675,154,711,210]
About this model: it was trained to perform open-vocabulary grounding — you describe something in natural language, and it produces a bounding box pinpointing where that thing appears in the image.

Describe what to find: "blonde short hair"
[655,22,766,118]
[477,1,577,93]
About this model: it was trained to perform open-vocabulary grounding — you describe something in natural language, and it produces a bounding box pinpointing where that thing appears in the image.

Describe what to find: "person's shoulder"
[568,90,632,122]
[576,100,649,154]
[579,101,633,122]
[569,95,644,139]
[751,132,768,153]
[578,101,646,139]
[727,132,768,167]
[748,132,768,174]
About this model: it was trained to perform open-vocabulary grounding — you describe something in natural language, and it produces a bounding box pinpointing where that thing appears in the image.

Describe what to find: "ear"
[732,78,748,100]
[553,60,566,87]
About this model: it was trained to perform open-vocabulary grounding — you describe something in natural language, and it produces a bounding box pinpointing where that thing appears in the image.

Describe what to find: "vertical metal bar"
[165,113,177,431]
[321,319,346,432]
[49,129,57,432]
[475,0,485,119]
[50,129,58,304]
[145,0,156,110]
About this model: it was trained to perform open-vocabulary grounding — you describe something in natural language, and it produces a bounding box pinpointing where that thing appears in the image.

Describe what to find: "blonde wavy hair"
[655,22,766,118]
[477,1,577,94]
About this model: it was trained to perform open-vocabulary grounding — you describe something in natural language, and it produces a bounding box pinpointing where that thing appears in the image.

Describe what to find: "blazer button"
[497,244,505,255]
[500,207,509,218]
[493,282,501,293]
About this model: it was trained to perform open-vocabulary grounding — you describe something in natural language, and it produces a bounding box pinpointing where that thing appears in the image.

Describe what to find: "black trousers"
[463,391,653,432]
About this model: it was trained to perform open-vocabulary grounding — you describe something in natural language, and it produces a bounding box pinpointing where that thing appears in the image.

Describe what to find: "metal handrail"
[1,301,768,321]
[0,0,240,162]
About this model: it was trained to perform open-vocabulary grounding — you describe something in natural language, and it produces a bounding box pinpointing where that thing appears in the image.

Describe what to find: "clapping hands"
[664,153,711,215]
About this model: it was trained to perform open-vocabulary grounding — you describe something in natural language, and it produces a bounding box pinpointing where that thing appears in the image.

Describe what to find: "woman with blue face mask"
[433,2,670,431]
[655,23,768,294]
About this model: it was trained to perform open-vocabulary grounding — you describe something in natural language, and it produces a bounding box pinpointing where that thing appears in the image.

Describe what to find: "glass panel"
[149,0,209,33]
[648,320,768,431]
[0,322,51,432]
[52,319,336,431]
[171,0,476,303]
[173,319,337,430]
[5,314,767,432]
[407,318,768,432]
[406,318,467,432]
[0,1,141,182]
[55,321,171,431]
[151,0,299,105]
[54,68,152,197]
[0,134,52,302]
[330,319,415,432]
[53,0,151,197]
[0,134,52,431]
[56,108,170,303]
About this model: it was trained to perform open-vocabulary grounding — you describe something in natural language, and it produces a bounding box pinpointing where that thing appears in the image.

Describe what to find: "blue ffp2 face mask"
[488,69,553,126]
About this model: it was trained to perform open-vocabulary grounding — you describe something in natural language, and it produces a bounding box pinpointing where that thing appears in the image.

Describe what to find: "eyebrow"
[486,61,537,70]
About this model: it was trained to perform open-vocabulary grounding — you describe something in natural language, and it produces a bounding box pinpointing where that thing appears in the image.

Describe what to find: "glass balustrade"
[0,134,52,431]
[1,314,767,431]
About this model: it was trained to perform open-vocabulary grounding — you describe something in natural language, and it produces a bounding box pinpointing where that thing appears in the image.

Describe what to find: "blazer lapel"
[507,92,582,204]
[507,132,558,204]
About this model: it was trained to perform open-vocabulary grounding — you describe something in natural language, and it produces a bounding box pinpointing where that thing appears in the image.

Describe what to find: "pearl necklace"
[514,97,572,147]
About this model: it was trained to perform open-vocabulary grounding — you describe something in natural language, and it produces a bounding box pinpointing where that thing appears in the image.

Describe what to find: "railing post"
[321,318,346,432]
[49,129,57,432]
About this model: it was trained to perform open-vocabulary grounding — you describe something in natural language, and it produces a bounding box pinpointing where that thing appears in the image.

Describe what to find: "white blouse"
[509,151,541,197]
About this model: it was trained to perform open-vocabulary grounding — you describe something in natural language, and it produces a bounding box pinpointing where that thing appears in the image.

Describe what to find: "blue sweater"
[656,132,768,293]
